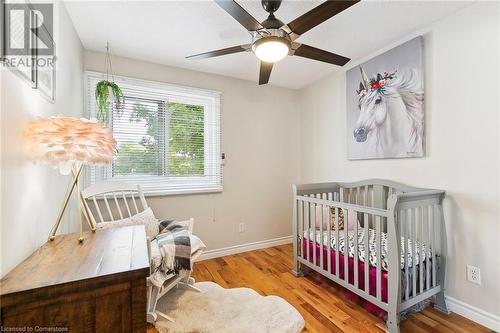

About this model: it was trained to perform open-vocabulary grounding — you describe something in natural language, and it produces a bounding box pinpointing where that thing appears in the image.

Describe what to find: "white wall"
[84,51,301,253]
[0,2,84,277]
[298,1,500,321]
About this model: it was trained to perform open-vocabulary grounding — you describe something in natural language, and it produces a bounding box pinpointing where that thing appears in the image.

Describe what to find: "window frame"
[85,71,222,196]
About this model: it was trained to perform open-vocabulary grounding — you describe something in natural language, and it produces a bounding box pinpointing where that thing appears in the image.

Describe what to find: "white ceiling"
[65,0,471,89]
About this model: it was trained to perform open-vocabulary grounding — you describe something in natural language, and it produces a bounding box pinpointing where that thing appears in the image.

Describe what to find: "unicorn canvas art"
[346,37,424,159]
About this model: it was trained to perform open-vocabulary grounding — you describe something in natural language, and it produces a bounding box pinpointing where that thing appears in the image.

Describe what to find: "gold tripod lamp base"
[24,116,116,243]
[48,164,97,243]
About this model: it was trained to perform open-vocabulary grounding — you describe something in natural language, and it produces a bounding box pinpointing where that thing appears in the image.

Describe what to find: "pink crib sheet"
[302,238,388,319]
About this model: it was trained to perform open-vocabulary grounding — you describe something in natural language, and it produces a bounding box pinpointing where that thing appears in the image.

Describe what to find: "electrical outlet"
[466,265,481,285]
[238,222,245,233]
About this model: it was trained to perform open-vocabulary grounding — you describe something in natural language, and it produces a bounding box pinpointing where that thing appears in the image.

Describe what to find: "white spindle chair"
[81,181,202,323]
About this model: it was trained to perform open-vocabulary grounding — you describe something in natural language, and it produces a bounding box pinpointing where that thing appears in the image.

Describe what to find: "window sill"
[142,188,223,198]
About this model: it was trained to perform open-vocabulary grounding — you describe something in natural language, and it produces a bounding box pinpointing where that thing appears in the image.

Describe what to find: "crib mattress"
[303,229,429,271]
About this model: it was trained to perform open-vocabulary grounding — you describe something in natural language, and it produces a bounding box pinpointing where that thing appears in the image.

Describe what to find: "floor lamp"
[24,116,116,242]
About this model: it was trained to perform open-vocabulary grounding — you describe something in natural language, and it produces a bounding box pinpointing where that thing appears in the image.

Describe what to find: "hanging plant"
[95,80,123,122]
[95,42,124,123]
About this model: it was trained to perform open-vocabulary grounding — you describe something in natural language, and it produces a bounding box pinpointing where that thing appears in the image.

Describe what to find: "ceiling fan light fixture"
[253,36,290,63]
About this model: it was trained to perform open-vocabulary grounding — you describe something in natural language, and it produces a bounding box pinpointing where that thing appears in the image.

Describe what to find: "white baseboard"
[198,236,292,261]
[446,296,500,332]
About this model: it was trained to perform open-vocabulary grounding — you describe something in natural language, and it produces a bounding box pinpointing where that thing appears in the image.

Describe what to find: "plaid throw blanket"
[155,219,192,274]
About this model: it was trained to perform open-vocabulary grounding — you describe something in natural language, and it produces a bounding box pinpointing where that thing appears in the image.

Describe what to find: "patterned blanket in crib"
[303,229,430,271]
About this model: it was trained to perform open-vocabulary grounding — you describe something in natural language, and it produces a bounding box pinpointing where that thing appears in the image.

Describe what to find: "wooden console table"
[0,225,150,332]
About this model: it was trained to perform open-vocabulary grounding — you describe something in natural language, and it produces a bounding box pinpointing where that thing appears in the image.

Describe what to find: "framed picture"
[2,2,37,87]
[1,0,4,62]
[35,22,55,102]
[346,36,425,160]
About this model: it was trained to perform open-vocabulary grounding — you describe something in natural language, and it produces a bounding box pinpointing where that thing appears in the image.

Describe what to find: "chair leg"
[177,272,201,292]
[147,311,157,324]
[156,310,175,323]
[147,284,161,324]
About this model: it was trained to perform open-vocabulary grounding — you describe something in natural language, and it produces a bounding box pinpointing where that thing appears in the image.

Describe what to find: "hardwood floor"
[147,244,492,333]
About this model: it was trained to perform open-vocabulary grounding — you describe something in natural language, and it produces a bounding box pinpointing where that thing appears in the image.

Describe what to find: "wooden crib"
[292,179,449,333]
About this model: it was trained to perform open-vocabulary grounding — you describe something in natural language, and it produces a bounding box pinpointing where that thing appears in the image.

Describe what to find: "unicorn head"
[353,67,397,143]
[352,66,424,157]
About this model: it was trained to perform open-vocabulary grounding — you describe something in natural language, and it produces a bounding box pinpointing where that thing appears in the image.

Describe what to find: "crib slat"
[402,209,409,301]
[415,206,420,294]
[344,209,349,284]
[426,206,431,290]
[335,206,340,278]
[319,202,324,271]
[411,208,417,297]
[431,205,437,287]
[313,201,317,266]
[371,186,375,209]
[103,194,114,221]
[307,202,311,263]
[354,209,359,288]
[300,201,304,262]
[363,185,370,294]
[363,185,368,206]
[327,204,332,274]
[376,215,382,301]
[419,207,424,293]
[364,212,369,294]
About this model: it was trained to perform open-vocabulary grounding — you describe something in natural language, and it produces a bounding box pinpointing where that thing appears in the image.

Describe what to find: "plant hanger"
[95,41,124,123]
[104,41,115,83]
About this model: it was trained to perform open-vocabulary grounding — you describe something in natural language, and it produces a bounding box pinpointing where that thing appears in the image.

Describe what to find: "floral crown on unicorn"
[356,66,397,97]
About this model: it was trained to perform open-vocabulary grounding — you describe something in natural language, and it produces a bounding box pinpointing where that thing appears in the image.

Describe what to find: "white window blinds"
[86,71,222,195]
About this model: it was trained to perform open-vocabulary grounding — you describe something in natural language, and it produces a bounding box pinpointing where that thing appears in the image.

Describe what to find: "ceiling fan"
[187,0,359,85]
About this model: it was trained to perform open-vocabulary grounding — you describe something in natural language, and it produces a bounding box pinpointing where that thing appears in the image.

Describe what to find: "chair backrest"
[82,181,149,224]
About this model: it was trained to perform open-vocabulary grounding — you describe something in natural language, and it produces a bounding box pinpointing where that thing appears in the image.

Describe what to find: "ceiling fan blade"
[186,44,250,60]
[259,61,273,85]
[215,0,264,32]
[287,0,359,36]
[293,44,350,66]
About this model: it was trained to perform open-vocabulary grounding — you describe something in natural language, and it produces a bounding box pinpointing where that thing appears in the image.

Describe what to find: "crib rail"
[292,181,446,321]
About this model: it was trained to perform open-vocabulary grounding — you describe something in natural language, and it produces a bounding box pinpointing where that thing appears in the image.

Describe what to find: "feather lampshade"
[25,116,116,242]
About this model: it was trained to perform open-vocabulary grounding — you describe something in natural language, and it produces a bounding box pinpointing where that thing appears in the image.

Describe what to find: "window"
[86,72,222,195]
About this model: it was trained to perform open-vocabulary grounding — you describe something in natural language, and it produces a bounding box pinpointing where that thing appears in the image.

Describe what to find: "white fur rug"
[154,282,305,333]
